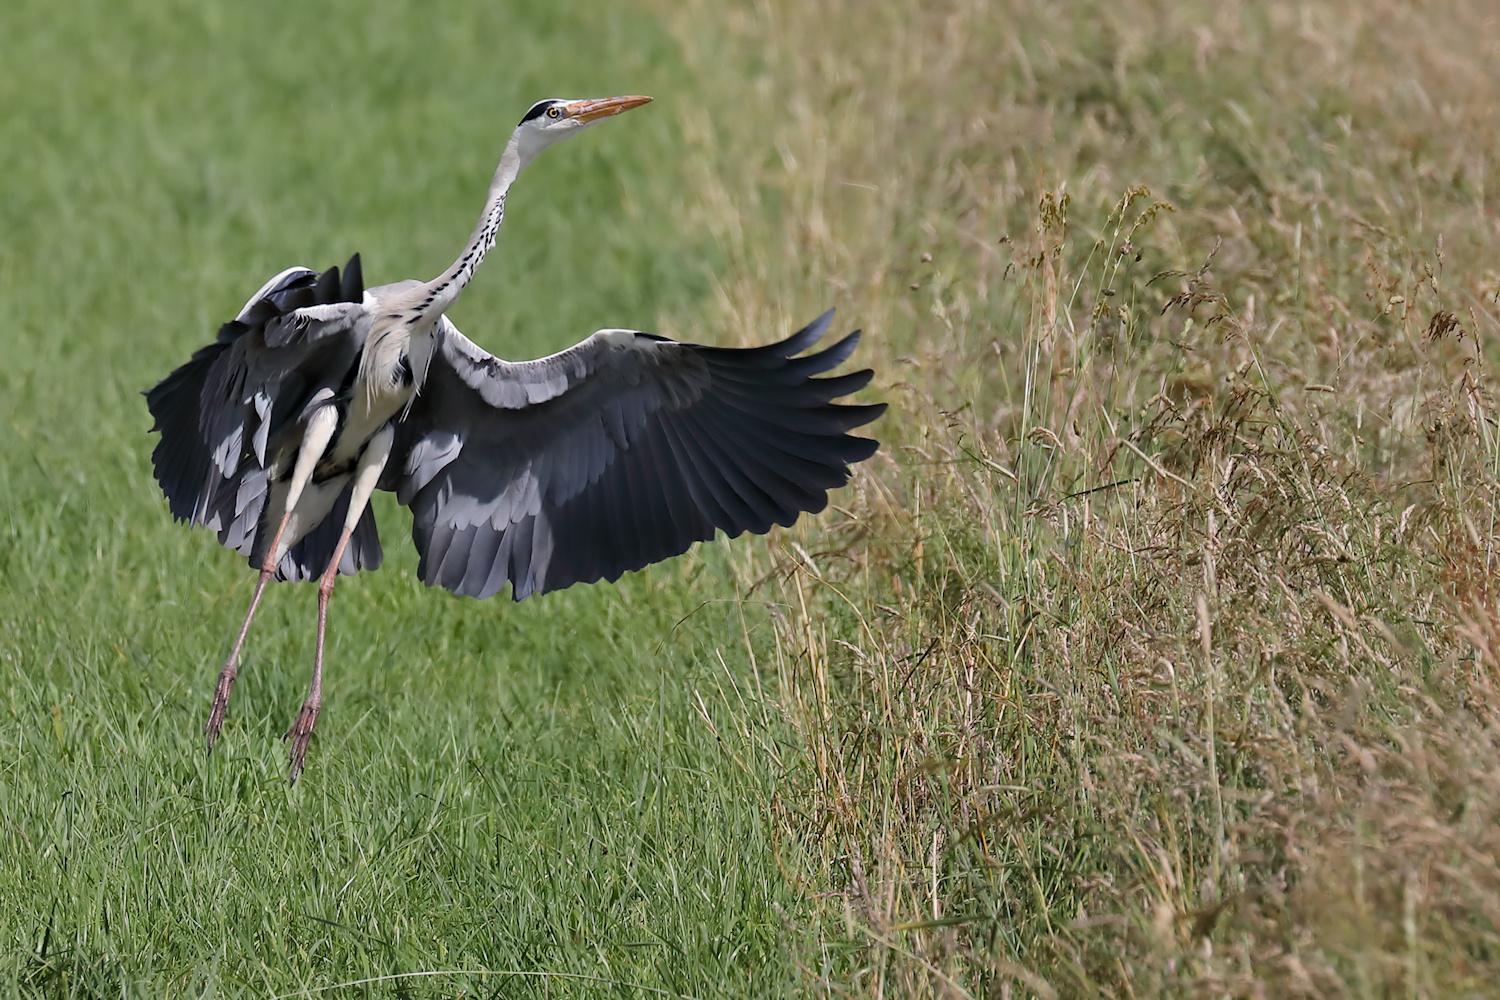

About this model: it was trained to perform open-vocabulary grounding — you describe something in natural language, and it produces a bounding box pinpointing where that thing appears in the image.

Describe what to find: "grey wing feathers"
[391,310,885,601]
[144,254,378,581]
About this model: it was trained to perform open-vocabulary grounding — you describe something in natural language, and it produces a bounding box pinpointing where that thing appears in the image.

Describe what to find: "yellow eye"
[546,107,561,119]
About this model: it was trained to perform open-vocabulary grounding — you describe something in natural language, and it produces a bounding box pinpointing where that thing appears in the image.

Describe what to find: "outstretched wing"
[387,310,885,601]
[144,254,381,579]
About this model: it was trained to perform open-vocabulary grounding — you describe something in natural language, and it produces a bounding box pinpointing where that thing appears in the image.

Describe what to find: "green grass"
[0,0,790,995]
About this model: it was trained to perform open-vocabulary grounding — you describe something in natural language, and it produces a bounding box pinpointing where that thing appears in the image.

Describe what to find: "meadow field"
[4,0,1500,995]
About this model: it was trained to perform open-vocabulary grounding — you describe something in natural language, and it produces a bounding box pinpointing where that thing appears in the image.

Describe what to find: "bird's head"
[512,95,652,166]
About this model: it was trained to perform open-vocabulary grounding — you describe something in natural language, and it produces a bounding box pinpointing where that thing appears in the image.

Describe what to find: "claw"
[285,696,321,782]
[205,660,238,751]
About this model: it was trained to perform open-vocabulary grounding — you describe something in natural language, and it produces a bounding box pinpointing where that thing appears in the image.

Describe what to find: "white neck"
[419,132,528,317]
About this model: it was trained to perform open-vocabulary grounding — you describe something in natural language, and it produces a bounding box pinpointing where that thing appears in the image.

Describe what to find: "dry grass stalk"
[661,0,1500,993]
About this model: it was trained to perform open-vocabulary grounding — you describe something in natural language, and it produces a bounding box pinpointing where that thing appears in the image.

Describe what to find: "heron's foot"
[284,695,321,782]
[204,662,238,751]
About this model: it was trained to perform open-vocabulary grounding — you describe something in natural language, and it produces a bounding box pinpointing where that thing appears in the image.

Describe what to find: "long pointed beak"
[565,95,653,124]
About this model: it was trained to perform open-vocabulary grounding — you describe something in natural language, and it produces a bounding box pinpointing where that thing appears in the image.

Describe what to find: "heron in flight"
[146,95,884,779]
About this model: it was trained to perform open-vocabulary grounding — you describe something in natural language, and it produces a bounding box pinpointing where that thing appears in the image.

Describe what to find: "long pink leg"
[206,515,289,749]
[205,405,338,750]
[286,425,393,782]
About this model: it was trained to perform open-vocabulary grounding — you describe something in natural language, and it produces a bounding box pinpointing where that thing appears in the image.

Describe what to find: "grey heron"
[145,95,884,779]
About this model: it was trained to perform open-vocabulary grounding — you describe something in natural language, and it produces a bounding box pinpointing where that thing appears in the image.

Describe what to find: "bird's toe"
[284,699,321,781]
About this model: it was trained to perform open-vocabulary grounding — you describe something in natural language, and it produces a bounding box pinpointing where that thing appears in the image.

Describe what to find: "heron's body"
[267,300,427,557]
[146,95,885,778]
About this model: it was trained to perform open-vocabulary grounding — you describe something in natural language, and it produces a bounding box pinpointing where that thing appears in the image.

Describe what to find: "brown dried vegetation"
[665,0,1500,995]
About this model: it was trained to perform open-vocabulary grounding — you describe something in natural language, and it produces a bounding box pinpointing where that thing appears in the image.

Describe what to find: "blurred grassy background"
[9,0,1500,996]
